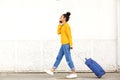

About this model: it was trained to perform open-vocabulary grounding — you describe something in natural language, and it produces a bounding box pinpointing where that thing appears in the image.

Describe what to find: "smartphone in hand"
[59,21,62,23]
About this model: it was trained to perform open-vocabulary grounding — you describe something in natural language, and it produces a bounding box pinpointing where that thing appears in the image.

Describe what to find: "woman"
[45,12,77,79]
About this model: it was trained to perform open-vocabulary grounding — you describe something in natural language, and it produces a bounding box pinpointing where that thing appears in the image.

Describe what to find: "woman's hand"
[70,47,73,49]
[59,23,63,26]
[59,21,64,26]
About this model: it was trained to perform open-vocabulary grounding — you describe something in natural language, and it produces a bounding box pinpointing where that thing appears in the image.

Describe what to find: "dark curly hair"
[63,12,71,22]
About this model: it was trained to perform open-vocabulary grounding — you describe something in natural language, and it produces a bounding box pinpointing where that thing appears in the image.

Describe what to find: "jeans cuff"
[71,67,75,71]
[53,66,57,69]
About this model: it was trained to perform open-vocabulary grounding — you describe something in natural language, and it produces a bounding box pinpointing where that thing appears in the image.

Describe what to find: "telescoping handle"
[74,53,86,63]
[80,57,86,63]
[71,50,88,63]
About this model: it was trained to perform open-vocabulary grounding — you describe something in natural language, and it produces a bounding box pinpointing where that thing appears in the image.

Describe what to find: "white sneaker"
[44,70,54,76]
[66,73,77,79]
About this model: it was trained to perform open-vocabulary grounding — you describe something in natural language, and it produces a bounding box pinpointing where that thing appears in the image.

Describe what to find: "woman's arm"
[57,25,62,34]
[66,24,73,48]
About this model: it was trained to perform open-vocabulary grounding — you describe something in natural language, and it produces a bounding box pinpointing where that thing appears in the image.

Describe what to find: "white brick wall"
[0,39,117,72]
[117,0,120,72]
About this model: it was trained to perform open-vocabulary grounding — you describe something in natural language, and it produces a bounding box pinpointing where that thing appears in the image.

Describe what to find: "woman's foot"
[44,68,55,76]
[44,70,54,76]
[66,73,77,79]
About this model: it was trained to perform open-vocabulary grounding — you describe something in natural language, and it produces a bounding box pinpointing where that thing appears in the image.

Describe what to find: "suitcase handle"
[71,50,87,63]
[74,52,86,62]
[85,58,88,60]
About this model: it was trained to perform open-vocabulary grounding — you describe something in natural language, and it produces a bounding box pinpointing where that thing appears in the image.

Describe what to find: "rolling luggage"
[85,58,105,78]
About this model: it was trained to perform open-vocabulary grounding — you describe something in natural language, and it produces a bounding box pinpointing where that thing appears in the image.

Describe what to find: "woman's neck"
[63,21,67,24]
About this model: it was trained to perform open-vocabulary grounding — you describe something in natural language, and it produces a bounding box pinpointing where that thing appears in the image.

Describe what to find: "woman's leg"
[51,45,64,71]
[45,45,64,75]
[63,44,77,78]
[63,44,76,73]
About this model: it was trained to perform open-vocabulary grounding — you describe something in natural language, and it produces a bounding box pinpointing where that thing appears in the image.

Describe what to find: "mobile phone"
[59,21,62,23]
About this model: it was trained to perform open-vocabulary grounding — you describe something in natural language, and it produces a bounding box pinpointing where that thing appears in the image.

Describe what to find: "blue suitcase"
[85,58,105,78]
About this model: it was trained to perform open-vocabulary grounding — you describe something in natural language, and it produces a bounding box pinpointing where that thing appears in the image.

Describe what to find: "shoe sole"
[44,70,54,76]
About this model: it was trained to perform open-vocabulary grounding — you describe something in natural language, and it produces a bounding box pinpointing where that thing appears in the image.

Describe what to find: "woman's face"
[60,15,65,22]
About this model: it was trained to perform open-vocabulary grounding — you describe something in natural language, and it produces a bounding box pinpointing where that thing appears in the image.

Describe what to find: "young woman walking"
[45,12,77,79]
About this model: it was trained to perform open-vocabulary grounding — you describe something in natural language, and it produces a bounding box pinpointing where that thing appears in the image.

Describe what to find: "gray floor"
[0,72,120,80]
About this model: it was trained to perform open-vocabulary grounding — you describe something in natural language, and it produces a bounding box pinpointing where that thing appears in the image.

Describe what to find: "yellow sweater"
[57,23,73,47]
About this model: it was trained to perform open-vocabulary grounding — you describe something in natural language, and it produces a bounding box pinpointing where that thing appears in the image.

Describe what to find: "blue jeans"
[53,44,75,70]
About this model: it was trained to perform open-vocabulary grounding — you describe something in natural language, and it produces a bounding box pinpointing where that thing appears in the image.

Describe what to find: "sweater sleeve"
[66,24,73,47]
[57,25,62,34]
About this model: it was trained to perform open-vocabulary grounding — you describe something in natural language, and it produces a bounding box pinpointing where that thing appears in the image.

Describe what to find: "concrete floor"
[0,72,120,80]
